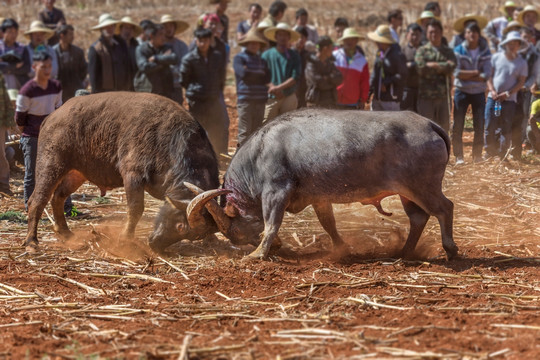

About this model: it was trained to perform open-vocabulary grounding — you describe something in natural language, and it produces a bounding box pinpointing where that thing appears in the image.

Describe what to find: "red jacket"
[333,48,369,106]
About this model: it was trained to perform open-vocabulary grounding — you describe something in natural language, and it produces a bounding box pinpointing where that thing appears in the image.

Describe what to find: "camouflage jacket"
[0,73,15,128]
[415,42,456,99]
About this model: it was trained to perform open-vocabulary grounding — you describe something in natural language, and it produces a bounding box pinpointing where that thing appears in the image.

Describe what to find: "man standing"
[262,23,301,121]
[88,14,131,93]
[0,19,32,90]
[484,31,527,159]
[211,0,230,44]
[368,25,407,111]
[135,24,178,100]
[0,72,14,196]
[485,1,517,50]
[24,21,59,79]
[180,28,228,154]
[453,23,492,164]
[38,0,66,45]
[54,24,87,103]
[237,3,262,42]
[233,29,270,147]
[160,15,189,105]
[293,8,319,48]
[415,19,456,132]
[118,17,141,91]
[401,23,422,112]
[517,5,540,42]
[333,28,369,109]
[387,9,403,44]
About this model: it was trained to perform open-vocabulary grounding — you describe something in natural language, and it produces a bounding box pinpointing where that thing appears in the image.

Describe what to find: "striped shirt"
[15,79,62,137]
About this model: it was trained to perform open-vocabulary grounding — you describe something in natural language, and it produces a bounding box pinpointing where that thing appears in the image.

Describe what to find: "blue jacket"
[453,41,491,94]
[233,50,270,101]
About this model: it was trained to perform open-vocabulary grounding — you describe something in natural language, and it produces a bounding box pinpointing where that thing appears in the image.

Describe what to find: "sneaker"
[64,206,87,218]
[455,157,465,165]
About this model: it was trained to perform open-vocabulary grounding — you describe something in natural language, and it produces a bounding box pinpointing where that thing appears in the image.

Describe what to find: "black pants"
[188,97,229,155]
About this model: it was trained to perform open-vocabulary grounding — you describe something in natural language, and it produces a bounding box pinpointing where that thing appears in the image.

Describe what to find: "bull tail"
[430,122,451,159]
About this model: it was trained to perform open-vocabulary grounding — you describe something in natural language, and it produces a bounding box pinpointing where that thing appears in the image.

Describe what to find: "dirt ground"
[1,121,540,360]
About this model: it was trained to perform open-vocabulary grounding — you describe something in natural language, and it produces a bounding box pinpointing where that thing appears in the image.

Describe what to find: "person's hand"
[149,56,155,62]
[490,90,498,100]
[164,49,172,55]
[426,62,439,69]
[498,91,509,101]
[15,62,23,69]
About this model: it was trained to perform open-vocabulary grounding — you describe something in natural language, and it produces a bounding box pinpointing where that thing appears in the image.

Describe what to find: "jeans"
[237,99,266,147]
[20,136,73,211]
[484,97,516,157]
[452,89,485,159]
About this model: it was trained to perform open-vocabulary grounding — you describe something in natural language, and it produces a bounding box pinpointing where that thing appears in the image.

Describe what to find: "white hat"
[159,14,189,35]
[117,16,143,37]
[337,27,365,44]
[518,5,540,25]
[500,30,529,51]
[92,14,119,31]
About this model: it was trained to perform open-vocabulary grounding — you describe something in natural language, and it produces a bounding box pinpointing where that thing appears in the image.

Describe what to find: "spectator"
[484,31,527,159]
[415,19,456,132]
[233,29,270,147]
[527,98,540,152]
[210,0,230,44]
[24,21,59,80]
[160,15,189,105]
[517,5,540,42]
[401,23,422,112]
[293,8,319,50]
[118,16,142,91]
[53,24,87,103]
[264,1,287,26]
[424,1,441,17]
[0,72,15,196]
[180,28,228,154]
[294,26,310,108]
[387,9,403,44]
[261,23,302,121]
[334,18,349,43]
[333,28,369,109]
[453,23,492,164]
[15,51,80,216]
[237,3,262,42]
[368,25,407,111]
[510,27,538,159]
[502,20,522,40]
[38,0,66,46]
[88,14,131,93]
[137,20,155,45]
[305,36,342,108]
[134,24,178,99]
[485,1,517,50]
[449,14,488,48]
[0,18,32,90]
[416,11,448,46]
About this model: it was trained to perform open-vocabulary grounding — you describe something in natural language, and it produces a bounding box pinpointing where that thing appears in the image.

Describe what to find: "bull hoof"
[242,250,267,263]
[25,240,39,254]
[443,243,459,260]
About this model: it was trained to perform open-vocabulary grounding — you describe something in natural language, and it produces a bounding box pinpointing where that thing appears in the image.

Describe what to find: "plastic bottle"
[494,101,501,117]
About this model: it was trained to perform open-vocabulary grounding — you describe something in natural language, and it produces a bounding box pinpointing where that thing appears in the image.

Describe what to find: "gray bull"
[184,109,458,261]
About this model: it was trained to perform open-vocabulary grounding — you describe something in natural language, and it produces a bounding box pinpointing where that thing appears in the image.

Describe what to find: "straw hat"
[23,20,54,40]
[159,14,189,35]
[499,1,518,16]
[264,23,300,42]
[453,14,488,33]
[238,28,268,46]
[256,18,273,33]
[416,11,440,25]
[337,27,365,44]
[500,30,529,51]
[7,89,18,102]
[367,25,395,44]
[503,20,522,35]
[91,14,119,31]
[517,5,540,25]
[117,16,143,37]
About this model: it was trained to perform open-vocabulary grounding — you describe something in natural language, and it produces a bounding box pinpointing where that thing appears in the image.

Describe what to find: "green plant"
[0,211,27,222]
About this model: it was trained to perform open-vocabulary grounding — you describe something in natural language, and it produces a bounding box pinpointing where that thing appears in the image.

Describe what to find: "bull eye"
[176,222,188,234]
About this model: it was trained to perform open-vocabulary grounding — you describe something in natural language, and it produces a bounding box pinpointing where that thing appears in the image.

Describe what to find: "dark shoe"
[64,206,88,219]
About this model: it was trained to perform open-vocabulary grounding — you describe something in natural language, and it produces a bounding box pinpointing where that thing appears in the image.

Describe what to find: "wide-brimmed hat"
[367,25,395,44]
[159,14,189,35]
[337,27,365,44]
[91,14,119,31]
[500,30,529,51]
[117,16,143,36]
[416,11,440,25]
[238,28,268,46]
[7,89,18,102]
[256,18,273,33]
[23,20,54,40]
[453,14,488,33]
[264,23,300,42]
[503,20,522,34]
[518,5,540,25]
[499,1,518,16]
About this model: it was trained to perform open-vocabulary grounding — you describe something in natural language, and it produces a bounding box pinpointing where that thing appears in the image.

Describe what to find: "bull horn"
[187,188,233,235]
[184,182,204,196]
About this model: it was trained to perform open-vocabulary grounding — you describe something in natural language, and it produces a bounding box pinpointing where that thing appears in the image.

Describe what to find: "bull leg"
[399,196,430,259]
[25,164,70,252]
[122,177,145,238]
[313,203,346,252]
[51,171,86,239]
[245,188,290,261]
